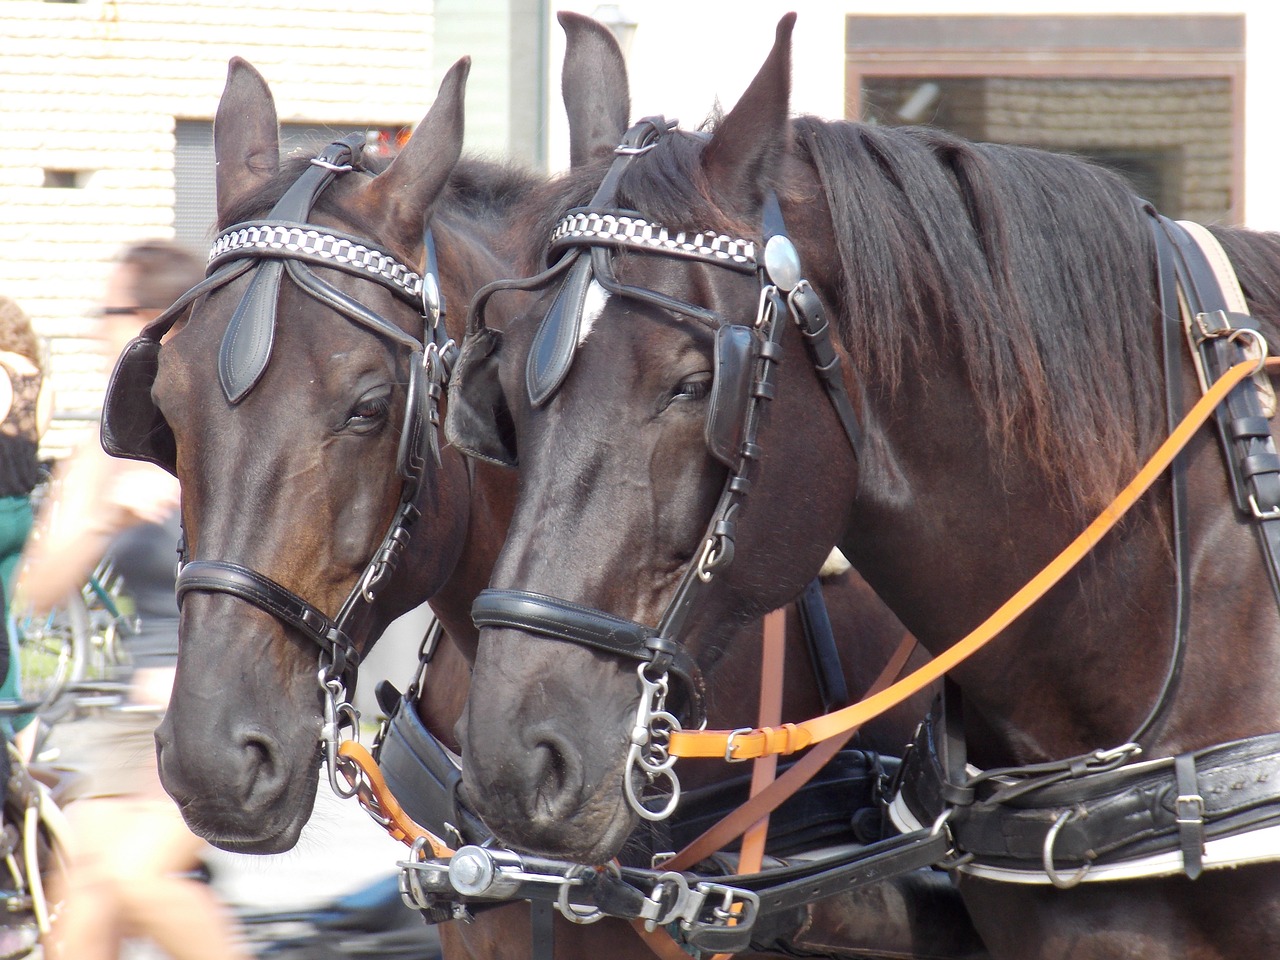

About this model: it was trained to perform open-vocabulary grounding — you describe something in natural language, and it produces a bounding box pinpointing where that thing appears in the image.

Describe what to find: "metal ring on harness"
[1042,809,1093,889]
[1227,326,1271,376]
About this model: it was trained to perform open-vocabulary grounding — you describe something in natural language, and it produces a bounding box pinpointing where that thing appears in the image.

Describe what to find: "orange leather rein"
[668,355,1278,763]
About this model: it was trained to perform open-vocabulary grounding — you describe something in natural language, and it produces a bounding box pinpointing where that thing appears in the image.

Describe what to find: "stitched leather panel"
[706,325,754,467]
[376,695,490,846]
[900,710,1280,869]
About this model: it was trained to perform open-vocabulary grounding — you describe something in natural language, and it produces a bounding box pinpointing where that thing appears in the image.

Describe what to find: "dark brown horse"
[110,51,936,960]
[450,12,1280,960]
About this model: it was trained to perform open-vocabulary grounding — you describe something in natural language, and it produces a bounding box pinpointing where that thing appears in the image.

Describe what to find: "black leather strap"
[1174,751,1205,879]
[795,577,849,712]
[705,829,953,914]
[1155,215,1280,612]
[471,588,702,697]
[788,282,863,461]
[900,710,1280,872]
[176,559,359,683]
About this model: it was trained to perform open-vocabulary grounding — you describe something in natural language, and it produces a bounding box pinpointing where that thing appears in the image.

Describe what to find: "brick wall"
[863,75,1234,228]
[0,0,433,457]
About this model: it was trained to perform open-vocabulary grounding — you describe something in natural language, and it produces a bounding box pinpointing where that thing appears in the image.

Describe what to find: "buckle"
[1175,793,1206,824]
[640,873,758,951]
[723,727,753,762]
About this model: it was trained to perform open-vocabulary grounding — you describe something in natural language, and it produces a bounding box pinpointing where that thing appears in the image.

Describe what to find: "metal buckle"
[723,727,753,763]
[640,874,759,942]
[1193,309,1233,340]
[639,872,700,930]
[1249,493,1280,521]
[1175,792,1206,824]
[690,882,760,935]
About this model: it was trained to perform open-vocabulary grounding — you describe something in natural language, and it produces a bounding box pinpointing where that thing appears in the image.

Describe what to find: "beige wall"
[0,0,433,454]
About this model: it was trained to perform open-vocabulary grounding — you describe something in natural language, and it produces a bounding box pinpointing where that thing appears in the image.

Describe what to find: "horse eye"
[346,389,391,429]
[671,374,712,403]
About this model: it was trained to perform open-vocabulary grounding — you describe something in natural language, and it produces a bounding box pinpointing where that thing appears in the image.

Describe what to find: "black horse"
[105,45,943,960]
[449,12,1280,959]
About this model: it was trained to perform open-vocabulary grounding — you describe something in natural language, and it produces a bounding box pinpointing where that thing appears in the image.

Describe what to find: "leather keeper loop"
[758,340,784,362]
[1231,416,1274,440]
[1242,452,1280,478]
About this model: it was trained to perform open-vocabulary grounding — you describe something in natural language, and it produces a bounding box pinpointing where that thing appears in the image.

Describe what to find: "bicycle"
[11,557,135,757]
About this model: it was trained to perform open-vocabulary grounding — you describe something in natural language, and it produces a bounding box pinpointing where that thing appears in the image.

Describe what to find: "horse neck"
[843,326,1280,768]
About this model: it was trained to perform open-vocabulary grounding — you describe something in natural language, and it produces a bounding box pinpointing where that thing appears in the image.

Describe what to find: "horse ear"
[214,58,281,225]
[360,57,470,243]
[558,11,629,167]
[701,13,795,210]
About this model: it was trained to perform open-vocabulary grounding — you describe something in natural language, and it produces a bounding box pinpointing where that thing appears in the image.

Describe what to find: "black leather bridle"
[101,134,455,691]
[449,117,863,744]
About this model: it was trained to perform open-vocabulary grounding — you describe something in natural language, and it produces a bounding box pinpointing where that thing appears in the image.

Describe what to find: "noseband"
[452,118,863,818]
[101,134,455,691]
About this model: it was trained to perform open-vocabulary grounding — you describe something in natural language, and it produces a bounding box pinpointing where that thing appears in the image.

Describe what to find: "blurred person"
[0,295,52,736]
[21,240,249,960]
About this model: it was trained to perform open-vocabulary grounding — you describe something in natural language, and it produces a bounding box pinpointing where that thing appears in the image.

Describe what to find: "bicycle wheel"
[0,743,72,957]
[11,588,92,713]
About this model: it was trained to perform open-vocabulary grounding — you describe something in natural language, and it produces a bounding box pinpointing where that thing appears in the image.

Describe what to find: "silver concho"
[763,235,802,291]
[422,272,441,322]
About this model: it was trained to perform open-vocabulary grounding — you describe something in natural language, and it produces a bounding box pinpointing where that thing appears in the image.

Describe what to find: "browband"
[550,211,756,272]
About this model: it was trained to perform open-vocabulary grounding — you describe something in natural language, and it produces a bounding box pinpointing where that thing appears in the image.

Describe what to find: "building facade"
[3,0,1279,454]
[0,0,433,453]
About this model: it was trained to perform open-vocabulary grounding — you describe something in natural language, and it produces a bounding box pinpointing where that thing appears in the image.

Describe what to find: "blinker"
[101,335,177,475]
[444,327,518,468]
[706,324,756,468]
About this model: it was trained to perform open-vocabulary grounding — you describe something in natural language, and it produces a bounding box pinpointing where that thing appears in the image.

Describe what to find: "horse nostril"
[528,726,585,821]
[236,730,284,805]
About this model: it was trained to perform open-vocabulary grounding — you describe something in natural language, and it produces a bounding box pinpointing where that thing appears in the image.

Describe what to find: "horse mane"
[509,115,1280,514]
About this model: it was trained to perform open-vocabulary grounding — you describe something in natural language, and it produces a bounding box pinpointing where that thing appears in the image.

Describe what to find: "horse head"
[123,56,506,853]
[449,14,862,863]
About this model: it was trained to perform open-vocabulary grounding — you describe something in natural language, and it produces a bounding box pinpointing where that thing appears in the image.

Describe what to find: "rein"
[670,353,1276,762]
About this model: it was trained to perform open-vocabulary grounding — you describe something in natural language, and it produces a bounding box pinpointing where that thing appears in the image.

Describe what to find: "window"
[848,15,1244,223]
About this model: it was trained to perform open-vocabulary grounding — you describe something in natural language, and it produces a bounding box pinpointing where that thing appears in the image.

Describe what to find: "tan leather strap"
[661,630,917,872]
[337,740,455,857]
[737,608,787,874]
[669,357,1275,762]
[1176,220,1276,415]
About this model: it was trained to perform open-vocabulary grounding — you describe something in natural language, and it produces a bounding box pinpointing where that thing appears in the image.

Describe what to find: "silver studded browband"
[550,212,757,272]
[208,221,424,303]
